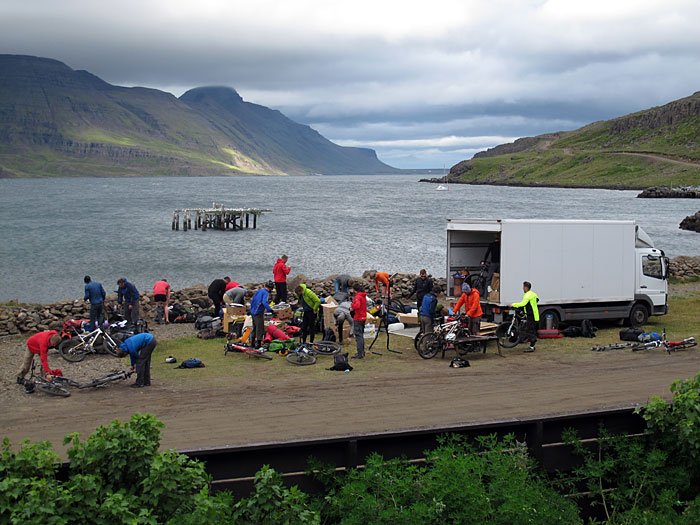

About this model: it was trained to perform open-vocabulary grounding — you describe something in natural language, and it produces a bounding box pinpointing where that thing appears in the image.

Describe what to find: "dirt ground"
[2,287,700,457]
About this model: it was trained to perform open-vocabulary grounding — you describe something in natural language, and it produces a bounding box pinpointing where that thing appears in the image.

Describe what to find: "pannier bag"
[620,328,644,341]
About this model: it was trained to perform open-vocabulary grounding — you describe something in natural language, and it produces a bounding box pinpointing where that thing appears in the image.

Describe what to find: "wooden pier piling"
[171,203,271,232]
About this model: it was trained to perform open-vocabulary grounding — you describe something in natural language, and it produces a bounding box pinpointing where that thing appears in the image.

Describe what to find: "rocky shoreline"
[418,177,643,191]
[680,211,700,233]
[0,271,447,337]
[637,186,700,198]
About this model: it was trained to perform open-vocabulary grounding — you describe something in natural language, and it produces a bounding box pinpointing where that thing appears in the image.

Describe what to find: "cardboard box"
[333,322,351,340]
[365,312,380,327]
[398,312,419,326]
[321,303,338,331]
[487,290,500,302]
[490,273,500,292]
[272,304,292,320]
[223,312,246,333]
[225,304,246,317]
[324,296,338,307]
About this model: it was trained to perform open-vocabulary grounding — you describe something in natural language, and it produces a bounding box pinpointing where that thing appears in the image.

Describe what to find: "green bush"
[311,434,582,524]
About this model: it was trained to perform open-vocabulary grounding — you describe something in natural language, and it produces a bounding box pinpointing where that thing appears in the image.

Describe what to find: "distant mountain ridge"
[449,91,700,188]
[0,54,398,177]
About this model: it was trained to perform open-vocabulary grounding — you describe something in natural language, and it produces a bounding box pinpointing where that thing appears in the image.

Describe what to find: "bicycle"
[591,342,637,352]
[466,264,491,296]
[285,340,341,366]
[21,360,77,397]
[78,369,134,388]
[225,342,274,360]
[417,315,478,359]
[59,325,121,362]
[495,307,530,349]
[664,336,696,353]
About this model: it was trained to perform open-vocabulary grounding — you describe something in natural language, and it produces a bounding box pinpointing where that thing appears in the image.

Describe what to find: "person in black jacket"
[207,277,230,317]
[407,269,433,312]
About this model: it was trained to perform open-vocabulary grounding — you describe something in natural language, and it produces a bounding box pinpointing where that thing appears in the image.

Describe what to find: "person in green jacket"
[511,281,539,353]
[294,284,320,343]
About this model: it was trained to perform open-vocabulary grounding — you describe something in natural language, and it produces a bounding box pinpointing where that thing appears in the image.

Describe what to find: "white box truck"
[446,219,668,327]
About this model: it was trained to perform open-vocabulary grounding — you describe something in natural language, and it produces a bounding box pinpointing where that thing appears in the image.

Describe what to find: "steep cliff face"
[0,55,398,177]
[610,91,700,134]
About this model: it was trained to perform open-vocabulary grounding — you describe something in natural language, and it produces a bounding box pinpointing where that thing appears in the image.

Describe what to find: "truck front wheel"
[629,304,649,327]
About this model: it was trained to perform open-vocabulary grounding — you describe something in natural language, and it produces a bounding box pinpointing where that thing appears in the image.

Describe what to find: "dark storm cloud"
[1,0,700,168]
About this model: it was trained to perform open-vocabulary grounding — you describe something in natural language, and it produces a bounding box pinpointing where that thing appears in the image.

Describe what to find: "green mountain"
[0,55,398,177]
[449,91,700,188]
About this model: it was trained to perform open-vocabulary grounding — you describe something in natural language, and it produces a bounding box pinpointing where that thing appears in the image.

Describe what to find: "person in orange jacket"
[452,282,471,314]
[465,286,483,335]
[370,271,392,303]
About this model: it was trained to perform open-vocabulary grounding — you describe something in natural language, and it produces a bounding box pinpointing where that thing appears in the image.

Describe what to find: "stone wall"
[0,272,448,337]
[668,256,700,279]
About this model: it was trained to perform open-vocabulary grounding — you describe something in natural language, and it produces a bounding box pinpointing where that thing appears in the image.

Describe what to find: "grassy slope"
[454,102,700,188]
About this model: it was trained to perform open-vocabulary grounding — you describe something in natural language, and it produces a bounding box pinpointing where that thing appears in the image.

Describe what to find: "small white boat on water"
[436,185,448,191]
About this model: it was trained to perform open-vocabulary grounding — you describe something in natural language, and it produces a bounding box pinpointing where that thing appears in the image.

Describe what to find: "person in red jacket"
[153,279,171,324]
[465,286,483,335]
[350,282,367,359]
[17,330,62,383]
[273,254,291,303]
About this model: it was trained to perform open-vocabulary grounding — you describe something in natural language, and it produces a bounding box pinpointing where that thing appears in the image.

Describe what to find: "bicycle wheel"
[309,341,340,355]
[100,334,121,357]
[496,322,520,349]
[414,331,423,350]
[285,352,317,366]
[59,339,88,362]
[36,382,71,397]
[417,332,442,359]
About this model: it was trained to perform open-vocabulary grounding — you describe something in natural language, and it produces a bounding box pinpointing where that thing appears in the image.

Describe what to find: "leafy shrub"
[311,434,582,524]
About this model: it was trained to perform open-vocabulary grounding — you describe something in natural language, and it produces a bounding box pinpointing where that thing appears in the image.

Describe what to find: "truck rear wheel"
[629,304,649,327]
[539,310,560,330]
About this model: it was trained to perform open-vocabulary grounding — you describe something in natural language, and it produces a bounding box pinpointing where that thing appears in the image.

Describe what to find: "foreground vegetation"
[3,367,700,524]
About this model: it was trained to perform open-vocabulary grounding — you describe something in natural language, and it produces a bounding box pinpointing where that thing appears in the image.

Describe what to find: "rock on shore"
[679,211,700,233]
[0,271,447,337]
[637,186,700,198]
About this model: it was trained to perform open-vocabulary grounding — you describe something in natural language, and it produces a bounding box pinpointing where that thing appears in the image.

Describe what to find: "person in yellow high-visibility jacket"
[511,281,539,352]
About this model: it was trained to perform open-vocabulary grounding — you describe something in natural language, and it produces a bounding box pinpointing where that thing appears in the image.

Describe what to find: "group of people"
[17,255,541,395]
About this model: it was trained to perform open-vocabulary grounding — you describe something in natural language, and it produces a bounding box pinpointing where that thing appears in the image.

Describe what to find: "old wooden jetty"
[172,203,271,231]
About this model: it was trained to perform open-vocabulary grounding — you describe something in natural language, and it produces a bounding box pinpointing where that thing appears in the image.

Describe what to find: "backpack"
[197,328,217,339]
[639,332,662,343]
[328,352,352,371]
[323,328,336,342]
[177,358,205,368]
[269,339,296,354]
[450,357,470,368]
[581,319,596,338]
[620,328,644,341]
[561,326,583,337]
[195,315,215,330]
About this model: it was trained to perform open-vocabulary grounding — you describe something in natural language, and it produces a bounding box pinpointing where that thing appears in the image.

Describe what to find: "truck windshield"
[642,256,663,279]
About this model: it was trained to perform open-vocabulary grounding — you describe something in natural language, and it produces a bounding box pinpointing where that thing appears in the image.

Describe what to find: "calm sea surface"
[1,175,699,303]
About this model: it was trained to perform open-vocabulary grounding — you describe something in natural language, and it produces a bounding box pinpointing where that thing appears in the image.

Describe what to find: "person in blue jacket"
[419,286,440,335]
[117,277,140,327]
[250,281,274,348]
[118,332,156,388]
[83,275,106,330]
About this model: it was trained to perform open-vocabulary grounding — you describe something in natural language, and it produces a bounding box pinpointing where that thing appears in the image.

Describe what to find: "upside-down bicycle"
[285,340,341,366]
[59,325,121,362]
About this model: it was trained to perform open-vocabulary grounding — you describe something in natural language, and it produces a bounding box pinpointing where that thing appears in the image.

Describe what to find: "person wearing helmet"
[452,282,472,314]
[250,281,274,348]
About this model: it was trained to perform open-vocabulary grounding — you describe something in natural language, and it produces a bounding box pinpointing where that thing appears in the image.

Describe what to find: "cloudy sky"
[2,0,700,169]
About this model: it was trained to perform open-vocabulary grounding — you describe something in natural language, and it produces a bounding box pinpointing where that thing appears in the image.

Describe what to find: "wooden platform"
[172,203,271,231]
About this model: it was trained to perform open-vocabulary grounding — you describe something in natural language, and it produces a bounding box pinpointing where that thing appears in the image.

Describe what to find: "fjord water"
[1,175,698,303]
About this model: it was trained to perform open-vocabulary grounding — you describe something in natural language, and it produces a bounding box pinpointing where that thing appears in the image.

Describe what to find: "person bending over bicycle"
[511,281,539,353]
[117,332,157,388]
[17,330,62,384]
